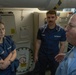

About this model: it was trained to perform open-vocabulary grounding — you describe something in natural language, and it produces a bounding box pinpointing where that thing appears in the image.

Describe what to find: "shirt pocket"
[7,46,12,53]
[53,35,61,41]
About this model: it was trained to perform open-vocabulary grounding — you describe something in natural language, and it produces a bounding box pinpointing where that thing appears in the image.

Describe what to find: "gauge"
[16,47,34,74]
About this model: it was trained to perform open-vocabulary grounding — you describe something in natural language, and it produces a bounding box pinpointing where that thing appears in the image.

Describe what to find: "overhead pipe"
[0,0,76,10]
[41,0,76,10]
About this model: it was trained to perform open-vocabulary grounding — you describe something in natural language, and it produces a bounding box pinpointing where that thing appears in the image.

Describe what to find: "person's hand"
[55,53,65,62]
[0,59,4,64]
[0,60,11,70]
[4,60,11,68]
[34,55,38,63]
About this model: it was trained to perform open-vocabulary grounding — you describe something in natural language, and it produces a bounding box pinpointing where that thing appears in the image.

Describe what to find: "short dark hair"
[46,10,57,16]
[0,21,4,25]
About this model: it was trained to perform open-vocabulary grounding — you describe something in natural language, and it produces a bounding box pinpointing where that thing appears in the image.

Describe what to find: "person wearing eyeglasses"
[55,14,76,75]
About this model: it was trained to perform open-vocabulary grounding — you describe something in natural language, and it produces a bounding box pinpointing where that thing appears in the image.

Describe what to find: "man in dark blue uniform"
[33,10,66,75]
[0,22,19,75]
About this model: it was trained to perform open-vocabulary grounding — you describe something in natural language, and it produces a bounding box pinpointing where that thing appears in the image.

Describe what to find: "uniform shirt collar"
[46,24,60,32]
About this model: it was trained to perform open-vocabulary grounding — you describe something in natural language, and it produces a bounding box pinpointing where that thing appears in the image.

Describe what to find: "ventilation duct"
[0,0,76,10]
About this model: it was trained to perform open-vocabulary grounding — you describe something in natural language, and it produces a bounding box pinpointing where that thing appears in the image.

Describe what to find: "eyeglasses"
[66,24,76,29]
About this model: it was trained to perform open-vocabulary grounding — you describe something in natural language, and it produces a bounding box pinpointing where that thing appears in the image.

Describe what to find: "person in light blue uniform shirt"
[33,10,66,75]
[0,22,19,75]
[55,14,76,75]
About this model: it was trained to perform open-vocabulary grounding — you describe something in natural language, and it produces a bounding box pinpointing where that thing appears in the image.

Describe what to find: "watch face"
[16,47,34,74]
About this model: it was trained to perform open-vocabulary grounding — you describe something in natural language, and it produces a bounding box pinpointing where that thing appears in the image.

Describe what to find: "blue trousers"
[0,68,16,75]
[31,53,59,75]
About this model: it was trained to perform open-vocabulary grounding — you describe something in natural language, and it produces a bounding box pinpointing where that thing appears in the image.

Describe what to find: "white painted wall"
[0,9,38,49]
